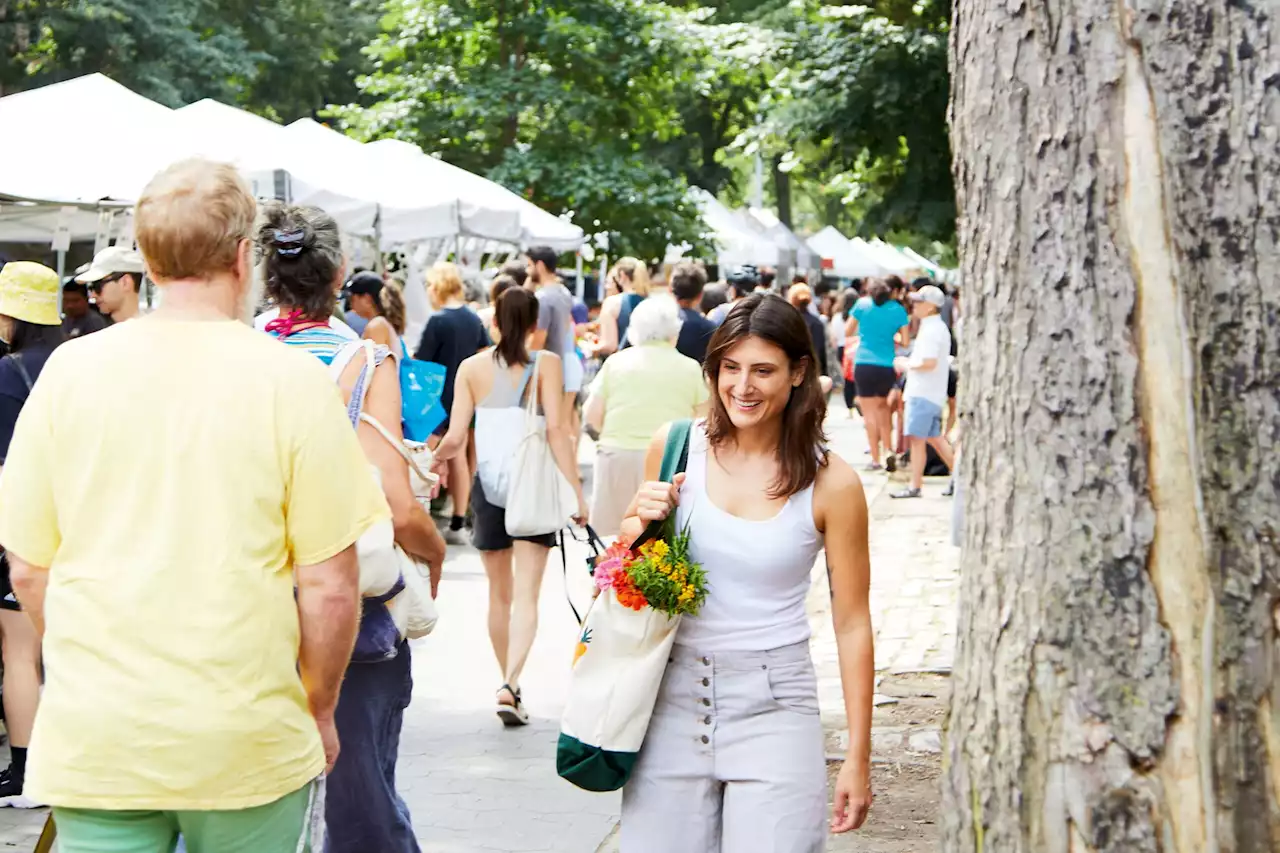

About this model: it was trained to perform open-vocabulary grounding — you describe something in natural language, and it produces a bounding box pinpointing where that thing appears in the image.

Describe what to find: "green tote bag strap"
[630,418,693,553]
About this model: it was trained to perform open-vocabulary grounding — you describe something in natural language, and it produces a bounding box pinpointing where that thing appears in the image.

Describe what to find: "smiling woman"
[616,293,877,852]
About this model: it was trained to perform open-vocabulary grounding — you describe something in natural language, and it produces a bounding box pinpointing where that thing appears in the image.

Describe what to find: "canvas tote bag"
[331,341,437,648]
[557,419,692,792]
[504,351,577,537]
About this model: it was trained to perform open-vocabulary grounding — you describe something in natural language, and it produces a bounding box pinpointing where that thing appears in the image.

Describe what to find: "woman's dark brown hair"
[489,274,518,305]
[493,286,539,367]
[867,278,892,307]
[703,293,829,498]
[255,202,343,321]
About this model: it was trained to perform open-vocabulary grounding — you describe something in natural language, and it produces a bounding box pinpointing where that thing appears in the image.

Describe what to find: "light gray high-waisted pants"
[620,641,827,853]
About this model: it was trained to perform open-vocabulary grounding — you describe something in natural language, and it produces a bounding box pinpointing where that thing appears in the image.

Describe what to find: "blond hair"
[136,159,256,282]
[426,262,465,308]
[788,283,813,309]
[610,257,651,297]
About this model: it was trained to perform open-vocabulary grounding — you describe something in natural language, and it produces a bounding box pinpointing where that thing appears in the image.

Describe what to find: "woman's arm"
[844,314,858,338]
[596,295,621,356]
[355,359,446,582]
[434,358,478,463]
[617,423,679,545]
[538,353,588,521]
[584,389,606,435]
[816,456,874,834]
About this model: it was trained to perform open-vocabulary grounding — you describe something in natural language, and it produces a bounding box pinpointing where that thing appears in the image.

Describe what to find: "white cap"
[910,284,946,307]
[76,245,144,283]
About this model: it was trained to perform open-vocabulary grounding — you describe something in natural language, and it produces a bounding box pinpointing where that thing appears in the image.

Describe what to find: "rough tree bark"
[944,2,1280,852]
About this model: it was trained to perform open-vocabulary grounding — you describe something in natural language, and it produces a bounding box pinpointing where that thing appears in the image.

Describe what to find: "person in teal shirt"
[847,280,909,469]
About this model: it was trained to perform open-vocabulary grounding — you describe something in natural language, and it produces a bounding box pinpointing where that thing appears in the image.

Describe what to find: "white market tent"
[362,138,584,252]
[853,237,918,276]
[740,207,818,273]
[0,75,170,250]
[806,227,889,279]
[668,188,779,271]
[900,245,946,277]
[0,74,583,255]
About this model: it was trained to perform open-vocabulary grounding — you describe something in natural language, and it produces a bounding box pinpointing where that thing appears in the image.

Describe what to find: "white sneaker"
[0,769,43,808]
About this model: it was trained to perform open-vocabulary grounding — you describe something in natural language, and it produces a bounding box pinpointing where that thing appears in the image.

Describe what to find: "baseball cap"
[910,285,946,307]
[344,271,384,297]
[77,245,144,284]
[0,261,61,326]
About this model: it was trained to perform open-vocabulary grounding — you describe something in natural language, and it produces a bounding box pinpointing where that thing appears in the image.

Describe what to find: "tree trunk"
[773,154,792,229]
[944,3,1280,852]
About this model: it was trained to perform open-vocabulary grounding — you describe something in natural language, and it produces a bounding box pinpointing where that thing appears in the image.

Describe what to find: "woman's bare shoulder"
[814,452,865,506]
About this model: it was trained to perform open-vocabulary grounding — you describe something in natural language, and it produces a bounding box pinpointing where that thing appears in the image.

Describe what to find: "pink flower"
[594,561,619,592]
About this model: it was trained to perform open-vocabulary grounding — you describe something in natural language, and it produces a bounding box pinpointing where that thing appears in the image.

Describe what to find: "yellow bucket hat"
[0,261,61,326]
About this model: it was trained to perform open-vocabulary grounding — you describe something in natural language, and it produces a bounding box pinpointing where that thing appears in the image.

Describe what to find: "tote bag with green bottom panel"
[557,419,692,792]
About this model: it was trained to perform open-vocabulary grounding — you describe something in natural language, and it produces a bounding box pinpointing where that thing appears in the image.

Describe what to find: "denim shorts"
[904,396,943,438]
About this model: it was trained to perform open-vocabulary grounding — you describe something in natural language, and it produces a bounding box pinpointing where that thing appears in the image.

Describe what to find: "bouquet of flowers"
[592,529,708,617]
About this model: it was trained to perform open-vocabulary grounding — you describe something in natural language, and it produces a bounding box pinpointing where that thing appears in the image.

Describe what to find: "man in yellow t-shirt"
[0,159,389,852]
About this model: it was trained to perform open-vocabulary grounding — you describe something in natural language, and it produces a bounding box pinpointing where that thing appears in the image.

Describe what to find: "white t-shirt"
[254,309,359,340]
[903,315,951,405]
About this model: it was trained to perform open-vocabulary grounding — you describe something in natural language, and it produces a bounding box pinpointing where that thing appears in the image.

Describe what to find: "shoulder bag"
[504,351,578,537]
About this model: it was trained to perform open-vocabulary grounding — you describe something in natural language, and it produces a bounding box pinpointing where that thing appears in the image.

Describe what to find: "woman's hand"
[574,493,590,527]
[831,757,872,833]
[634,473,686,525]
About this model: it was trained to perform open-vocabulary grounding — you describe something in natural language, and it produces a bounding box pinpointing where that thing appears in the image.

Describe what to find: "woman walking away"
[0,261,63,809]
[415,262,489,544]
[257,203,444,853]
[434,288,588,726]
[584,297,708,536]
[846,279,908,470]
[595,257,650,356]
[347,271,409,357]
[620,293,874,852]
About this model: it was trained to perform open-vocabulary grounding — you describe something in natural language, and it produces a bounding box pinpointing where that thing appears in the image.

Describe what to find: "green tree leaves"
[770,0,954,241]
[332,0,716,259]
[0,0,377,120]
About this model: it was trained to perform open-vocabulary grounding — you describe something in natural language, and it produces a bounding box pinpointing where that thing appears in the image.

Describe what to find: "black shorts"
[0,552,20,612]
[947,368,958,400]
[470,476,559,552]
[853,364,897,398]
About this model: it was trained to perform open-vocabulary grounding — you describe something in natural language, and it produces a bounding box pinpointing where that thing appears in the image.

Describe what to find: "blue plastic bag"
[401,356,447,442]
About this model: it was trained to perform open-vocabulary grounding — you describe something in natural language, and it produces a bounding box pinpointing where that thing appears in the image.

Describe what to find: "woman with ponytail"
[433,287,587,726]
[346,271,408,359]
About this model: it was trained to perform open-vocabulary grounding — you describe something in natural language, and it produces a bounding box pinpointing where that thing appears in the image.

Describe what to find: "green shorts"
[52,781,320,853]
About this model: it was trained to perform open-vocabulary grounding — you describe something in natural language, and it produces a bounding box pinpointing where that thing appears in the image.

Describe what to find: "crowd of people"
[0,154,969,851]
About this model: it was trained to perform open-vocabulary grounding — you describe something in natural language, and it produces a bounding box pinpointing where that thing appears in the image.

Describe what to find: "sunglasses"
[87,274,123,293]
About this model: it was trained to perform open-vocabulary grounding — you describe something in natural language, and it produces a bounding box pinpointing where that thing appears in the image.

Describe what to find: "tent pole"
[56,248,66,314]
[575,252,584,301]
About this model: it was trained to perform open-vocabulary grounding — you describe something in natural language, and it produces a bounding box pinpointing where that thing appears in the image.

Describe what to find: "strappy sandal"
[496,683,529,727]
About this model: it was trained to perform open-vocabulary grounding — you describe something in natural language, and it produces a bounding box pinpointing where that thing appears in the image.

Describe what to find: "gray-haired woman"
[584,296,709,536]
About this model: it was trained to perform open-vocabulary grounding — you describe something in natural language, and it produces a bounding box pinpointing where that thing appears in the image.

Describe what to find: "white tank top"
[675,423,823,652]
